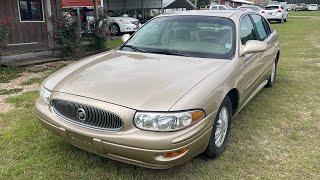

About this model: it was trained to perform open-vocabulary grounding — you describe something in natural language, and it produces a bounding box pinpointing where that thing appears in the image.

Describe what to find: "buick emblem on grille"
[76,108,86,122]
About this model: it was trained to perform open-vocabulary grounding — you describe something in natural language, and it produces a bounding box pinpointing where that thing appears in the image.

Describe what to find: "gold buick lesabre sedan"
[36,10,280,169]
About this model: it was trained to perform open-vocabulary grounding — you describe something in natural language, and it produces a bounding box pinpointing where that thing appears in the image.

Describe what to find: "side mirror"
[121,34,131,43]
[241,40,268,56]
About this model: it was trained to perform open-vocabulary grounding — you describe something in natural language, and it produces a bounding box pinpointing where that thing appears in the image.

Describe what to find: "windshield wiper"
[147,49,189,57]
[122,45,146,53]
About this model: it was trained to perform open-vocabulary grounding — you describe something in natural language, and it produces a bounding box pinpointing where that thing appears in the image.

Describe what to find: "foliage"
[189,0,210,8]
[284,0,320,4]
[106,38,122,50]
[0,88,23,95]
[0,66,24,83]
[88,13,109,51]
[51,14,81,57]
[0,17,13,48]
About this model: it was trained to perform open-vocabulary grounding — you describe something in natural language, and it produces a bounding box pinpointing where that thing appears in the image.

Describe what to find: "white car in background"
[209,5,234,10]
[238,5,264,14]
[87,10,141,35]
[307,4,319,11]
[106,10,141,35]
[262,5,288,23]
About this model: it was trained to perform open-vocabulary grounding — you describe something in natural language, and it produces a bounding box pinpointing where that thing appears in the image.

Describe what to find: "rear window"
[265,6,280,10]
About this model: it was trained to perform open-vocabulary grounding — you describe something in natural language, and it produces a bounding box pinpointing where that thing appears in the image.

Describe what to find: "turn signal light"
[191,111,205,122]
[163,148,188,158]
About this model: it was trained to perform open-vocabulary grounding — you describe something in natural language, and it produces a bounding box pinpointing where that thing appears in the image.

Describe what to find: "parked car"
[307,4,319,11]
[209,5,234,10]
[263,5,288,23]
[36,10,280,169]
[238,5,264,14]
[295,3,307,11]
[87,10,141,35]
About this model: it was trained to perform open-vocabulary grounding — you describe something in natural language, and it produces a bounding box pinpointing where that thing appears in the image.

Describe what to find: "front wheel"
[204,96,232,159]
[110,24,120,35]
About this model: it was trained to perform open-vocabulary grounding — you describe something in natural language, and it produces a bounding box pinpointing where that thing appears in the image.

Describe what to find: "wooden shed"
[0,0,57,46]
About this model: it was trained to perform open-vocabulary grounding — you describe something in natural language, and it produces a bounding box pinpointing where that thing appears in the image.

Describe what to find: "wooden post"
[45,0,54,48]
[93,0,98,19]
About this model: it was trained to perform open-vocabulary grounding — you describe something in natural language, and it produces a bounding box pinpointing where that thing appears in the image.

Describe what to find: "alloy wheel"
[110,25,119,35]
[215,106,229,148]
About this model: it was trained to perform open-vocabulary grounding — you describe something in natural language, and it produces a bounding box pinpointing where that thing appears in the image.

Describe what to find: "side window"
[211,6,218,10]
[240,15,256,45]
[219,6,227,10]
[251,14,268,40]
[18,0,44,22]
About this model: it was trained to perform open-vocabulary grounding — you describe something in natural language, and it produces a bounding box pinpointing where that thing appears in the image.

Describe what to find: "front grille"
[52,100,123,131]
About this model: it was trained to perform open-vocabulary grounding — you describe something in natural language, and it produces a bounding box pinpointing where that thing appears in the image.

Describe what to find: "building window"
[18,0,44,22]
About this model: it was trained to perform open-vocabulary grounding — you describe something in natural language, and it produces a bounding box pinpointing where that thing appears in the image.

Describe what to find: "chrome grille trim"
[51,100,123,131]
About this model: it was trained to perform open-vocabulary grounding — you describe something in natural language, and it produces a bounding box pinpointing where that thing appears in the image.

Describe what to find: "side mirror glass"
[121,34,131,43]
[241,40,268,56]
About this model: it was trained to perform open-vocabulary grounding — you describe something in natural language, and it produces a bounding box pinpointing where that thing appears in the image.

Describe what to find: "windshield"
[226,6,234,9]
[121,16,235,59]
[265,6,280,10]
[107,10,122,17]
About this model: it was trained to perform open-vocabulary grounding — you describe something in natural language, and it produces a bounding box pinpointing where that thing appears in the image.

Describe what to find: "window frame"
[249,14,270,41]
[17,0,45,23]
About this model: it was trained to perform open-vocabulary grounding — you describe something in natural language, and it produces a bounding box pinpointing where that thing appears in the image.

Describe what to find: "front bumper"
[35,93,215,169]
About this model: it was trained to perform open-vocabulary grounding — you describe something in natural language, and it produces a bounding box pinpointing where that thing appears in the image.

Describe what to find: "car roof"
[239,5,259,7]
[265,5,281,7]
[159,10,244,18]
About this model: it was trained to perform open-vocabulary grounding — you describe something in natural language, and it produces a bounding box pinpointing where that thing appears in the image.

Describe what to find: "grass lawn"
[0,14,319,179]
[289,10,320,16]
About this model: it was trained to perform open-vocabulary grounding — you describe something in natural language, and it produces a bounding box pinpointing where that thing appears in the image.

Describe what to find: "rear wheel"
[266,60,277,88]
[204,96,232,159]
[278,18,284,23]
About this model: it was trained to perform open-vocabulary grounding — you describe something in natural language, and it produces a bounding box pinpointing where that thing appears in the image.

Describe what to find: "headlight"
[119,19,130,24]
[39,85,51,104]
[134,110,205,131]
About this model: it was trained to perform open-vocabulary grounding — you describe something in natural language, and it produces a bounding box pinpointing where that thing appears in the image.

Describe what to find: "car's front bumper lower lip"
[35,96,214,169]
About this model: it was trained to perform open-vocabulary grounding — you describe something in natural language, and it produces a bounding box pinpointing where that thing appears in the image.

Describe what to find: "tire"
[110,24,120,35]
[204,96,232,159]
[266,59,278,88]
[278,18,284,23]
[284,18,287,22]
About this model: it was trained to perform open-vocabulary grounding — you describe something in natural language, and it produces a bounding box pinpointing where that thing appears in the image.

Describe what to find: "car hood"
[50,51,227,111]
